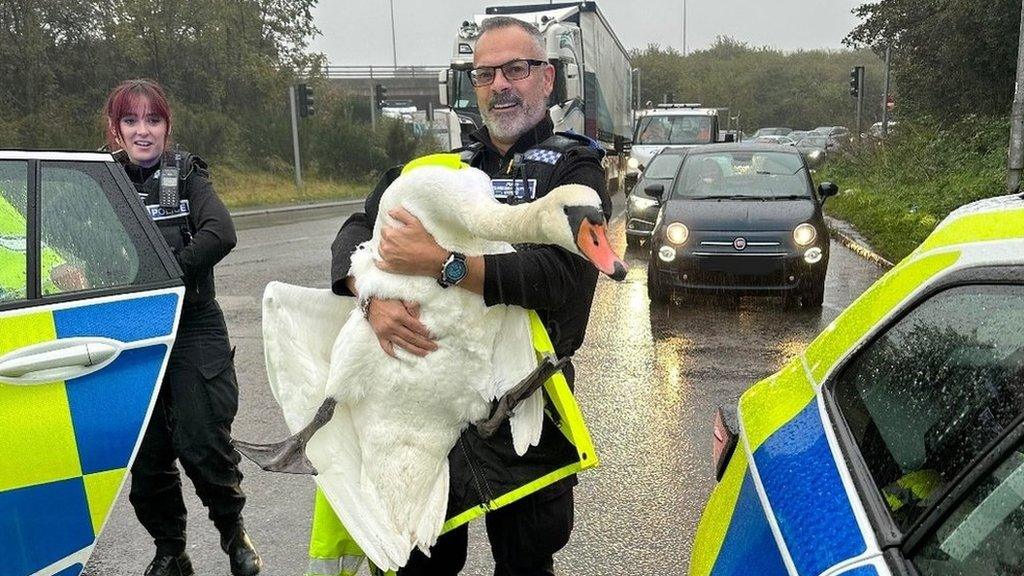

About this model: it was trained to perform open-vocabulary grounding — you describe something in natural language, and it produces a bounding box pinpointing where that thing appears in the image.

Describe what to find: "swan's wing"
[489,306,544,456]
[262,281,356,432]
[308,408,415,572]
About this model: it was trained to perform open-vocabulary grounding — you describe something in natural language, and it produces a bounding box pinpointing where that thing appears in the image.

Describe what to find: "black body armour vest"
[460,132,605,207]
[117,150,214,307]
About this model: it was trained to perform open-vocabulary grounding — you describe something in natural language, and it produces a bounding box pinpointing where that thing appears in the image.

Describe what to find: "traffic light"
[849,67,861,98]
[297,83,315,118]
[374,83,388,109]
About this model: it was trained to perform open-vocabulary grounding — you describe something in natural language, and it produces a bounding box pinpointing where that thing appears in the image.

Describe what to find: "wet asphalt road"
[86,194,884,575]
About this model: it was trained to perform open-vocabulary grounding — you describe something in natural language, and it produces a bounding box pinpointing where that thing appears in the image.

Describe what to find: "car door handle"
[0,339,122,384]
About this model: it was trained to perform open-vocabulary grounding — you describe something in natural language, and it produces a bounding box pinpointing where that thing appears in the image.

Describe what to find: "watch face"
[446,259,468,282]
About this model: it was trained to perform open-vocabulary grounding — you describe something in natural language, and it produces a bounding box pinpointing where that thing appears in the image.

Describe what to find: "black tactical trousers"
[129,300,246,555]
[397,486,574,576]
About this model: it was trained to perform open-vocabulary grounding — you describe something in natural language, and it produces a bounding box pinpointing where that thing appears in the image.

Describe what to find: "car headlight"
[666,223,689,245]
[627,157,640,170]
[630,194,658,210]
[793,223,817,246]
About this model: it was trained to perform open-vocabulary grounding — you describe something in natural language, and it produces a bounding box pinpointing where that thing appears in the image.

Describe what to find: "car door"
[825,272,1024,576]
[0,154,183,576]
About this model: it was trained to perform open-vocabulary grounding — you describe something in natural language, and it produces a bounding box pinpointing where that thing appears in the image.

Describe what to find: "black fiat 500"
[646,144,838,307]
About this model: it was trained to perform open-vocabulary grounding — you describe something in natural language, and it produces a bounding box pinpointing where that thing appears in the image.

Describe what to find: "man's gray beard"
[482,93,548,143]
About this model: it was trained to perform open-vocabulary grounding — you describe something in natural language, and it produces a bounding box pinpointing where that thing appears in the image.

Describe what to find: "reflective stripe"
[305,555,364,576]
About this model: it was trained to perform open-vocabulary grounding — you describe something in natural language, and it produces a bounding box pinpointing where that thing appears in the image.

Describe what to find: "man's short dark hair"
[478,16,546,57]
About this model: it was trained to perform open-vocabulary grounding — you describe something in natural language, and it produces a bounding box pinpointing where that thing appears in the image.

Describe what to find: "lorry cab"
[627,104,723,189]
[437,0,634,180]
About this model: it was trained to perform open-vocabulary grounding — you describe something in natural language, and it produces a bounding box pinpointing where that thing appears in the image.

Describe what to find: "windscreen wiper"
[690,194,762,200]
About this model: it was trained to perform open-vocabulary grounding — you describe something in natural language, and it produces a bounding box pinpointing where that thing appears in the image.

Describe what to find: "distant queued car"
[752,135,797,146]
[795,135,833,156]
[788,130,810,141]
[690,192,1024,576]
[625,148,684,250]
[0,150,185,575]
[645,144,837,306]
[751,127,793,138]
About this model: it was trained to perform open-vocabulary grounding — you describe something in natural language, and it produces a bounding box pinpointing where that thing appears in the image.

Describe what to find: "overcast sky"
[310,0,865,66]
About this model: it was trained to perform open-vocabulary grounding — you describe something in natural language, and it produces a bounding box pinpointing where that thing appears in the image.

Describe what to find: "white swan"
[235,156,626,571]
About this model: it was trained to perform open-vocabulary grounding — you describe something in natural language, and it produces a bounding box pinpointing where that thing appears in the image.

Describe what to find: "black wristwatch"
[438,252,468,288]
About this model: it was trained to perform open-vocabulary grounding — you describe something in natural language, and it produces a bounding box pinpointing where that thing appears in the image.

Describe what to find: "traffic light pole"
[881,45,892,137]
[369,80,377,130]
[289,85,303,190]
[856,66,864,142]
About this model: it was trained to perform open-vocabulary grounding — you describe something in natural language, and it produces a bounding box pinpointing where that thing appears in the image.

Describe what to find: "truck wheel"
[801,280,825,309]
[647,260,669,304]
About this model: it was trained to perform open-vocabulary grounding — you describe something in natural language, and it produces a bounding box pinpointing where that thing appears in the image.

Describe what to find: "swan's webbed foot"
[474,355,570,438]
[232,397,337,475]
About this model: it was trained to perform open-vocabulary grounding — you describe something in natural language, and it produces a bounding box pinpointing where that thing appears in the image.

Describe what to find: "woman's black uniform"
[117,152,248,557]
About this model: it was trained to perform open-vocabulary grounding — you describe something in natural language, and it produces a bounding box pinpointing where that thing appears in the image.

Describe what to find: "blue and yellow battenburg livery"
[690,194,1024,576]
[0,290,182,576]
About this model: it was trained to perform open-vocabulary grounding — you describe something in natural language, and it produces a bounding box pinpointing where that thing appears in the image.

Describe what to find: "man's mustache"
[489,91,523,110]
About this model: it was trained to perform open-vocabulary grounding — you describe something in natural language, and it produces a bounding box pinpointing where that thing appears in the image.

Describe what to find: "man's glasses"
[469,59,547,87]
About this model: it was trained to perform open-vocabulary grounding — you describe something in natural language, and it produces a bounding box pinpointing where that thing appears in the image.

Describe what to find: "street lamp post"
[682,0,688,56]
[389,0,398,67]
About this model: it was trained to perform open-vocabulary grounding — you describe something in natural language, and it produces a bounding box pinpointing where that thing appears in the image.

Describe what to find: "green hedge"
[818,116,1009,262]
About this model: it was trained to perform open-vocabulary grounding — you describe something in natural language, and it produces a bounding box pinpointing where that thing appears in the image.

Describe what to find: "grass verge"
[213,166,370,209]
[817,116,1008,263]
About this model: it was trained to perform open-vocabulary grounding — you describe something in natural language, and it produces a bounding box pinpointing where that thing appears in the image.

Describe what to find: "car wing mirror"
[818,181,839,201]
[644,183,666,201]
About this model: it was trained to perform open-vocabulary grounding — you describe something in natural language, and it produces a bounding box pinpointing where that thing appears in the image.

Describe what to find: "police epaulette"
[454,141,484,164]
[553,131,603,151]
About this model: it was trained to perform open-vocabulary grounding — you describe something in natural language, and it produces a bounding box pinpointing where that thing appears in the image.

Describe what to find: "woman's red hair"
[103,79,173,151]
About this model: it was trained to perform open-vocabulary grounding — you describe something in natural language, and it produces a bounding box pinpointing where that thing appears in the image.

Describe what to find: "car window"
[40,161,168,296]
[673,151,809,199]
[833,285,1024,532]
[912,444,1024,575]
[636,115,712,145]
[0,161,29,303]
[643,153,683,180]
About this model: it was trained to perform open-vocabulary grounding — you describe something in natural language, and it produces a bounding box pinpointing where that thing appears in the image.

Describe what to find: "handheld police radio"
[159,149,182,210]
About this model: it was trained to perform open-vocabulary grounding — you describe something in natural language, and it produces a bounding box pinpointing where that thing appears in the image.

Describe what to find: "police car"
[0,151,184,576]
[690,193,1024,576]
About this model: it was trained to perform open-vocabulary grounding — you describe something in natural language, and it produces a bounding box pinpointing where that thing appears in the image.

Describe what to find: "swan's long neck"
[460,197,549,245]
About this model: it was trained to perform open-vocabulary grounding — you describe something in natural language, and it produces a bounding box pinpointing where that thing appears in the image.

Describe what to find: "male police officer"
[330,16,610,576]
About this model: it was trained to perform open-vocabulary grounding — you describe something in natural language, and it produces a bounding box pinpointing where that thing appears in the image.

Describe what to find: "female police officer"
[103,79,261,576]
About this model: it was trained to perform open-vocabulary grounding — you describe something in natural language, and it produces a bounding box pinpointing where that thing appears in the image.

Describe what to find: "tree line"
[632,0,1021,132]
[0,0,434,181]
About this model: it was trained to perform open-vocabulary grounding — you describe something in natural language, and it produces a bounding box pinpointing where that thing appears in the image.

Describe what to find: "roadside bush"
[818,116,1008,261]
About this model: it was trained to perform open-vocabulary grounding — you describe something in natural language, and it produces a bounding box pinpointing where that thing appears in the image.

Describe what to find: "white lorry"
[437,2,634,190]
[626,103,736,189]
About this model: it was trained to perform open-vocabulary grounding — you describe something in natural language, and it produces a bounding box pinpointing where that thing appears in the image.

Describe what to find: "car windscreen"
[671,151,810,199]
[643,153,683,179]
[635,115,713,145]
[832,284,1024,533]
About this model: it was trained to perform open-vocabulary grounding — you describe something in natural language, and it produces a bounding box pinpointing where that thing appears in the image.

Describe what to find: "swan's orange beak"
[570,208,628,281]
